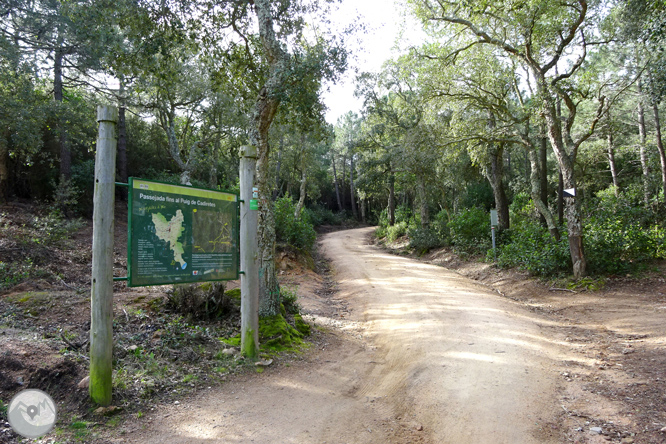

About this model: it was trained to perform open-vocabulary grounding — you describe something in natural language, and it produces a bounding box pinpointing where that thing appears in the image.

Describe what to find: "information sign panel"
[127,178,239,287]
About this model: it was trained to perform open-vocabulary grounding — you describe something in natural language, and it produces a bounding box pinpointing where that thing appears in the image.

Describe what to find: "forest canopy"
[1,0,665,280]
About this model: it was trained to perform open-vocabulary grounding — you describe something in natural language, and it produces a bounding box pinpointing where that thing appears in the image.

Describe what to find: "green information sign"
[127,178,239,287]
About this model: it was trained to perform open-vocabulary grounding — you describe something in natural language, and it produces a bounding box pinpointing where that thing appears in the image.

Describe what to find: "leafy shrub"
[408,226,443,255]
[30,211,85,247]
[70,159,96,216]
[431,209,451,245]
[303,205,343,227]
[462,182,494,210]
[448,207,491,254]
[274,196,317,251]
[583,186,666,274]
[496,221,571,276]
[280,286,301,315]
[386,221,408,242]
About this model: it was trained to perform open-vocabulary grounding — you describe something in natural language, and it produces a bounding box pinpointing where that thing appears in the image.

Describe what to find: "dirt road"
[125,227,563,443]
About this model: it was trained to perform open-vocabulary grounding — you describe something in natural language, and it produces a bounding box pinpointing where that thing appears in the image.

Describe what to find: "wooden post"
[239,145,259,358]
[90,105,117,406]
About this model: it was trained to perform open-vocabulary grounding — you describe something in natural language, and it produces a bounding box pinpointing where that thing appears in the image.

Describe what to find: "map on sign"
[152,210,187,269]
[127,178,239,287]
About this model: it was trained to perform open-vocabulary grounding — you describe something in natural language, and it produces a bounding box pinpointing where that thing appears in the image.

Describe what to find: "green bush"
[408,226,443,255]
[583,186,666,274]
[448,207,491,254]
[303,205,343,227]
[496,221,571,276]
[386,221,408,242]
[274,196,317,251]
[431,209,451,245]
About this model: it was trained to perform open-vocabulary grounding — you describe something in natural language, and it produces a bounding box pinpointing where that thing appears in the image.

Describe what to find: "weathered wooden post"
[90,105,117,406]
[239,145,259,358]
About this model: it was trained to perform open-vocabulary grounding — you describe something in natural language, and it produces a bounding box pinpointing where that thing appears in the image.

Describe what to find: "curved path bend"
[126,227,563,444]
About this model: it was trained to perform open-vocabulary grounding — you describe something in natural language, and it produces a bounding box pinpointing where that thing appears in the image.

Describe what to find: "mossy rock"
[220,313,311,355]
[294,314,311,336]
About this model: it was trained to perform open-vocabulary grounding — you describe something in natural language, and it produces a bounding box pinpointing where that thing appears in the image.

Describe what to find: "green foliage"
[432,209,451,244]
[462,182,494,211]
[50,177,82,218]
[408,226,443,255]
[386,221,408,242]
[0,399,7,420]
[29,211,85,247]
[302,205,343,226]
[408,209,452,254]
[274,195,316,250]
[280,286,301,315]
[70,159,96,216]
[448,207,491,254]
[0,260,34,290]
[496,221,571,276]
[584,187,666,274]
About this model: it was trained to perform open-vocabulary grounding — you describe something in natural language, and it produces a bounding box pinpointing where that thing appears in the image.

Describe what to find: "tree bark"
[0,137,8,203]
[54,44,70,180]
[528,148,560,240]
[361,198,366,224]
[607,120,619,196]
[341,154,347,210]
[117,81,128,200]
[331,152,342,211]
[388,172,396,226]
[486,143,509,230]
[540,124,549,217]
[251,0,287,316]
[558,171,564,225]
[417,177,429,228]
[637,79,651,205]
[350,153,358,220]
[540,86,587,278]
[653,103,666,204]
[295,138,307,218]
[273,136,283,200]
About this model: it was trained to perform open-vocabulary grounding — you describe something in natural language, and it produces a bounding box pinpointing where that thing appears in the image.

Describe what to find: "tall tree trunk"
[417,177,429,228]
[653,103,666,204]
[558,171,564,225]
[540,124,549,220]
[54,44,70,181]
[388,172,396,226]
[251,0,286,316]
[637,79,651,205]
[295,134,307,217]
[528,148,560,240]
[331,152,342,211]
[607,119,619,196]
[486,143,510,230]
[350,153,358,220]
[209,138,220,189]
[117,81,128,199]
[541,88,587,278]
[273,136,283,200]
[341,154,347,210]
[360,198,366,224]
[0,137,8,203]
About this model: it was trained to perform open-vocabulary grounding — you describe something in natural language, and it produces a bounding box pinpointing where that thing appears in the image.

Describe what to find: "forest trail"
[123,227,564,444]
